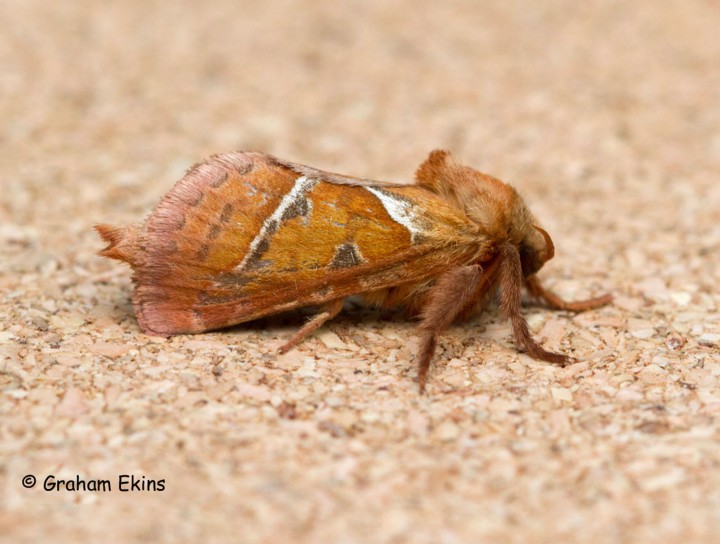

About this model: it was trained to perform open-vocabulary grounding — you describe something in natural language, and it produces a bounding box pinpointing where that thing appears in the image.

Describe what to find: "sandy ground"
[1,1,720,542]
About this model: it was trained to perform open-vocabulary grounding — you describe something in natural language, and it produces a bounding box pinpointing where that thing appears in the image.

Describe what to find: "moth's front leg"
[525,275,612,312]
[499,244,571,366]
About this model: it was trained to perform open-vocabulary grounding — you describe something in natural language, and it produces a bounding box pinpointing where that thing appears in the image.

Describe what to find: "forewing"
[133,152,480,335]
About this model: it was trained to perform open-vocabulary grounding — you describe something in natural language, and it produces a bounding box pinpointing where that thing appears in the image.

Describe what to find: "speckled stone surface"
[1,1,719,542]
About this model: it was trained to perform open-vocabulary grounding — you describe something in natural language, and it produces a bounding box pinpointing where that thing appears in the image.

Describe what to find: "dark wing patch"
[329,243,363,269]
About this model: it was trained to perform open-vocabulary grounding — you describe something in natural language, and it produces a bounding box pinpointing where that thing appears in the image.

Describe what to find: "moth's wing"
[131,152,481,335]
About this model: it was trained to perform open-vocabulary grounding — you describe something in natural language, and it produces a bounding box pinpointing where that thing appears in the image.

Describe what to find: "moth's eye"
[519,244,542,277]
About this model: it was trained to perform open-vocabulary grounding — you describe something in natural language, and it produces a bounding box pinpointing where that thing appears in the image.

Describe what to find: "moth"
[97,150,611,392]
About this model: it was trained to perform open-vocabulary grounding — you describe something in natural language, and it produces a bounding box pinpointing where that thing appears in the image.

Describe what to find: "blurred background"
[2,1,720,542]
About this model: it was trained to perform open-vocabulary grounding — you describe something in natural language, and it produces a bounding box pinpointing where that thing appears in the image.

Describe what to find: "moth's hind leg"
[279,299,344,354]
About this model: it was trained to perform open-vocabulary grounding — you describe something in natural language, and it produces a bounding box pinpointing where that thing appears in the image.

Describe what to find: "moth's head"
[416,149,555,276]
[519,224,555,276]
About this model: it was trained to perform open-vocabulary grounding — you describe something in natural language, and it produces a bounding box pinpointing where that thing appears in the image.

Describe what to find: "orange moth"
[97,150,611,391]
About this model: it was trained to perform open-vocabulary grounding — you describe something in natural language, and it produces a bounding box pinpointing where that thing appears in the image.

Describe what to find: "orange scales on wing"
[104,152,487,336]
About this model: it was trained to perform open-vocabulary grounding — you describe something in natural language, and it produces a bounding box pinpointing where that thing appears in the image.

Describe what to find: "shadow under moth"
[97,150,611,392]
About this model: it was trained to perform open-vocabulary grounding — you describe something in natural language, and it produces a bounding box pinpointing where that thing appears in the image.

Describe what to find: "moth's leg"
[279,299,344,353]
[455,257,502,322]
[417,265,484,393]
[499,244,571,365]
[525,275,612,312]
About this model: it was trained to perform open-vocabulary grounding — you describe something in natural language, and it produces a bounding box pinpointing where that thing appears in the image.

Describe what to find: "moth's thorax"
[414,150,555,272]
